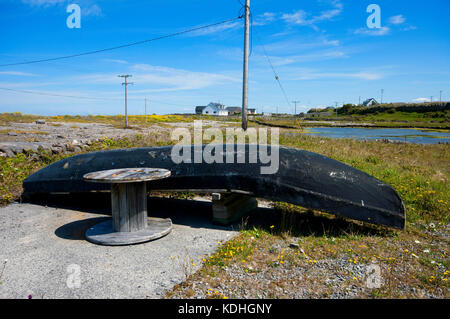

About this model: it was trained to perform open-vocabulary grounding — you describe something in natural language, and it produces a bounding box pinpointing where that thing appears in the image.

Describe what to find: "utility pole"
[118,75,133,128]
[241,0,250,131]
[430,96,433,103]
[292,101,300,116]
[381,89,384,104]
[359,96,361,105]
[440,90,443,105]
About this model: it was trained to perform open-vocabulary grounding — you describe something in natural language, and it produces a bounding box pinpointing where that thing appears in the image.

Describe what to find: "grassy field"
[0,119,448,298]
[0,112,240,128]
[254,107,450,129]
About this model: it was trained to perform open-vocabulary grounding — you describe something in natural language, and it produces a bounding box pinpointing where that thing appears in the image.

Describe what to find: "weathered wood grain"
[85,217,172,246]
[110,181,149,232]
[83,168,170,183]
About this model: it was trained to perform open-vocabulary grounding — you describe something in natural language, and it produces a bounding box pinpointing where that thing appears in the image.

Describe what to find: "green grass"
[254,107,450,129]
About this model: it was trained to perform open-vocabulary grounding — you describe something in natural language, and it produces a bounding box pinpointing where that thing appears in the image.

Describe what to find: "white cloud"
[21,0,65,6]
[83,4,102,17]
[252,49,347,68]
[412,98,431,103]
[389,15,406,25]
[354,26,390,36]
[389,15,417,32]
[253,12,276,26]
[402,25,417,31]
[281,0,343,27]
[0,71,37,76]
[254,37,341,56]
[281,10,308,25]
[294,71,383,81]
[188,21,241,36]
[22,0,103,17]
[102,59,128,64]
[76,64,240,93]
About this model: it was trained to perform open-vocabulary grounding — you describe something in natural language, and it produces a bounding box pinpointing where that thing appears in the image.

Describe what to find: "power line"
[254,31,292,113]
[0,16,243,67]
[0,87,117,100]
[0,86,188,107]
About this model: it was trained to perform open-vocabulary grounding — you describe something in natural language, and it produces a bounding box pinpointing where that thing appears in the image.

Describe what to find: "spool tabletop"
[83,168,171,184]
[82,168,172,246]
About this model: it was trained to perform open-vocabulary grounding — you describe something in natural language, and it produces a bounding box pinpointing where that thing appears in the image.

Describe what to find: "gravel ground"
[166,235,447,299]
[0,201,238,299]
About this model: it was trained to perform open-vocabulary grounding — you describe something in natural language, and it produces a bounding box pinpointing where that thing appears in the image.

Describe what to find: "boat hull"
[23,145,405,229]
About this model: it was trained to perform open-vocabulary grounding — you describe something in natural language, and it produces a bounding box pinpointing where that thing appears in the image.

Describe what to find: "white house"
[362,98,378,107]
[202,102,228,116]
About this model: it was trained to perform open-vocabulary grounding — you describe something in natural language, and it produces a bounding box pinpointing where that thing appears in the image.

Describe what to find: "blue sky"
[0,0,449,115]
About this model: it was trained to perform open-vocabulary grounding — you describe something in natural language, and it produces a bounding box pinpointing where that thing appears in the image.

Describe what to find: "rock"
[8,132,18,136]
[10,145,25,155]
[35,119,46,125]
[289,243,300,249]
[51,146,63,154]
[57,135,65,139]
[64,143,75,152]
[0,147,14,157]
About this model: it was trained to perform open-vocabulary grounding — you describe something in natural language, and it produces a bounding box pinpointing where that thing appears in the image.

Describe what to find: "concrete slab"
[0,202,238,299]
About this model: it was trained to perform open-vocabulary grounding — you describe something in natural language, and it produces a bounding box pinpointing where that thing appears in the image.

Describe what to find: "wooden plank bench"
[83,168,172,245]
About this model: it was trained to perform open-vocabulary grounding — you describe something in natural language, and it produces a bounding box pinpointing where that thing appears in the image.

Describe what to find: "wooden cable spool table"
[83,168,172,245]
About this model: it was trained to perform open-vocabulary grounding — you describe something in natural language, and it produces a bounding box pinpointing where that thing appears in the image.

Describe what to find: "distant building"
[362,98,378,107]
[202,102,228,116]
[226,106,241,115]
[195,106,206,114]
[262,112,272,117]
[195,103,257,116]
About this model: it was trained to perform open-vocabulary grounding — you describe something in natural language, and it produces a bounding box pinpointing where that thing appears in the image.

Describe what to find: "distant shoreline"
[251,119,450,131]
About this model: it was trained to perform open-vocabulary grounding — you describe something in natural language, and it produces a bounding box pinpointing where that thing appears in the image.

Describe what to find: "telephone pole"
[381,89,384,104]
[440,90,443,105]
[241,0,250,131]
[118,75,133,128]
[292,101,300,116]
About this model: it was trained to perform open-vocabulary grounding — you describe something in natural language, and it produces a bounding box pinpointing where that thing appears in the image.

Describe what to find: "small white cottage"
[202,102,229,116]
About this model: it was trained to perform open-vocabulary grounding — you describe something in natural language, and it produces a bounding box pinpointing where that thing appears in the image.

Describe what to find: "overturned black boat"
[22,145,405,229]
